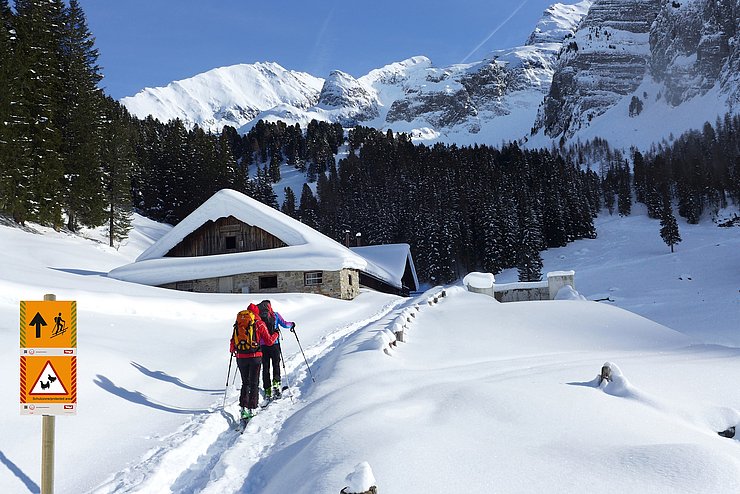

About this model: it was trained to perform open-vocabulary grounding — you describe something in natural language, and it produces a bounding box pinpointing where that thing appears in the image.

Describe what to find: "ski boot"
[272,379,282,399]
[239,407,254,431]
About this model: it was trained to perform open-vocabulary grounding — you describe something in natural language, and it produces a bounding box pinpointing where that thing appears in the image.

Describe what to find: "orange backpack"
[233,309,259,353]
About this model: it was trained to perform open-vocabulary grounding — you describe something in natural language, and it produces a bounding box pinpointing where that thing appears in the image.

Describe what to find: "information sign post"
[20,293,77,494]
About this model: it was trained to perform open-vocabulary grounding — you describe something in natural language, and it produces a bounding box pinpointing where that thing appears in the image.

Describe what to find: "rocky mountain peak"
[526,0,594,45]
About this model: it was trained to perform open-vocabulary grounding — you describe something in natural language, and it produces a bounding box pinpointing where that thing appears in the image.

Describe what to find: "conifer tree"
[540,157,568,248]
[58,0,106,230]
[617,161,632,216]
[254,165,279,209]
[217,131,245,192]
[480,201,503,274]
[269,152,281,182]
[186,125,216,211]
[516,195,544,282]
[131,116,164,218]
[10,0,66,227]
[281,186,297,218]
[316,165,341,239]
[632,150,646,203]
[0,0,15,210]
[99,97,133,247]
[159,118,189,223]
[659,196,682,253]
[298,183,319,229]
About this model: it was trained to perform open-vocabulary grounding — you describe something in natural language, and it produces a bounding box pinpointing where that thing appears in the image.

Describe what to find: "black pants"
[261,344,281,390]
[236,356,261,409]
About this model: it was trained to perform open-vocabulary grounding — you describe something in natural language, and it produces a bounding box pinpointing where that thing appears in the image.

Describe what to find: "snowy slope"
[1,206,738,493]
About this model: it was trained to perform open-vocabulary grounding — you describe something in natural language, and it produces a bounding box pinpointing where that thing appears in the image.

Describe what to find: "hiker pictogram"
[52,312,67,338]
[30,360,69,395]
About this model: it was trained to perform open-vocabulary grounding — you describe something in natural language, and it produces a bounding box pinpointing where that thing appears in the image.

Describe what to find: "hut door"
[219,276,234,293]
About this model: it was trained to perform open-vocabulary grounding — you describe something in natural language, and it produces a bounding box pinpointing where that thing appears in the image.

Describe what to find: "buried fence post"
[340,461,377,494]
[599,363,612,384]
[341,488,377,494]
[718,426,736,439]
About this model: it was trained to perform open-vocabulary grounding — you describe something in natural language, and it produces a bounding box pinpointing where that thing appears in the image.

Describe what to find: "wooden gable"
[164,216,287,258]
[401,257,418,292]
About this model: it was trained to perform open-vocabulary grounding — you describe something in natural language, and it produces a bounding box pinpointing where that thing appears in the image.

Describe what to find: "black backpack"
[257,300,277,335]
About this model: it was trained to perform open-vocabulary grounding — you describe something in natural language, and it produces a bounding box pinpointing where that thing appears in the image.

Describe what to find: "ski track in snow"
[88,298,405,494]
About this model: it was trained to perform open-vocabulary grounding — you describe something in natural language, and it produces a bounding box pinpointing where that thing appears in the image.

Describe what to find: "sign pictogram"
[20,300,77,350]
[29,360,69,395]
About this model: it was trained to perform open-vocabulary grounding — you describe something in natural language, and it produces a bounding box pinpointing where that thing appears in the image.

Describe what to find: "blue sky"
[79,0,558,100]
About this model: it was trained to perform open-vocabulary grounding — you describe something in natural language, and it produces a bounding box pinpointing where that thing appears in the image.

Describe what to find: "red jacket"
[229,304,279,358]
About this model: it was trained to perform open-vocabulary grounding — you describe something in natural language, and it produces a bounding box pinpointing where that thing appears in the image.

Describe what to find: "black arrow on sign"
[29,312,47,338]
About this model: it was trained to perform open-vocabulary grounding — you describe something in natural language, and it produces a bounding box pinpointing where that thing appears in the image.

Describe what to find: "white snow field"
[0,207,738,493]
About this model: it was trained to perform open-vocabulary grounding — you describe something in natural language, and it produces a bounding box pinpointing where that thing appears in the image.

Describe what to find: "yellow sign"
[20,356,77,415]
[20,300,77,349]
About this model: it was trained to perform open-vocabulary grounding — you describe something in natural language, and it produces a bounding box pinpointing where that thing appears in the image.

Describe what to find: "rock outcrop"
[535,0,740,141]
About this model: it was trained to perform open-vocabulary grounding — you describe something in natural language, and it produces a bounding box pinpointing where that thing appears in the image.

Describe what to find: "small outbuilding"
[351,244,419,296]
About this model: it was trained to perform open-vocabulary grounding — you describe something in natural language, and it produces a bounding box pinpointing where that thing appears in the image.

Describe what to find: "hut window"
[259,275,278,289]
[304,271,323,286]
[225,236,237,250]
[176,281,194,291]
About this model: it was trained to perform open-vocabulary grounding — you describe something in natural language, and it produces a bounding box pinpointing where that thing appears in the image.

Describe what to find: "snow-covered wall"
[464,270,576,302]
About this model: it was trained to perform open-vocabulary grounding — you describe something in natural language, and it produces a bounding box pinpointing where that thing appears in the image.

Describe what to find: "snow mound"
[598,362,638,398]
[342,461,376,493]
[462,272,495,289]
[555,284,587,300]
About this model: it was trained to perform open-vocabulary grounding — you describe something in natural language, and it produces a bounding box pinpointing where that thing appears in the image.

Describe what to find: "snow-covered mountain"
[121,2,589,142]
[120,62,324,131]
[121,0,739,150]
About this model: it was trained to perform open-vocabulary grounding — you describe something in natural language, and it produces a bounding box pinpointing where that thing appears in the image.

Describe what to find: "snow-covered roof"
[350,243,419,291]
[109,189,390,286]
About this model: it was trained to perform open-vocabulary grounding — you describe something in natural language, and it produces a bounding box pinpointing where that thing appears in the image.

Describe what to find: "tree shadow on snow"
[0,450,40,493]
[130,361,222,394]
[94,375,210,414]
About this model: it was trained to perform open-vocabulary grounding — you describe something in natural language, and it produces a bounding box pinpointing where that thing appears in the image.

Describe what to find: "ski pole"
[223,353,234,408]
[278,341,294,403]
[291,326,315,382]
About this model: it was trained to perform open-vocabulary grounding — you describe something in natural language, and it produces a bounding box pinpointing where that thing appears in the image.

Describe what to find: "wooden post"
[599,363,612,384]
[41,415,55,494]
[341,488,377,494]
[42,293,56,494]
